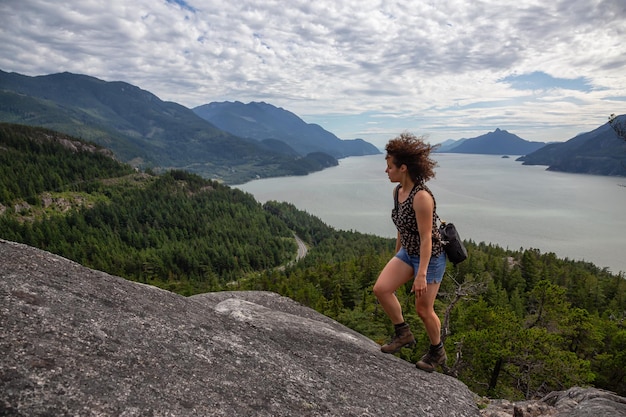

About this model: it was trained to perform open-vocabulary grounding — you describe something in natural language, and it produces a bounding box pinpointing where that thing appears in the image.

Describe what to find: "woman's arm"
[412,190,434,294]
[395,231,401,253]
[393,187,401,253]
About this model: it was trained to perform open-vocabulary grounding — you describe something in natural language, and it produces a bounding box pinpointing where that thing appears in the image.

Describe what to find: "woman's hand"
[412,275,427,296]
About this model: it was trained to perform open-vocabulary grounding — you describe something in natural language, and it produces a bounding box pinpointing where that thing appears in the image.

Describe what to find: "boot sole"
[381,340,416,354]
[416,362,436,372]
[416,356,448,373]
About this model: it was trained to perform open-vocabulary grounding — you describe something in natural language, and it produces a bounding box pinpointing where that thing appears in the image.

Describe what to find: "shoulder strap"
[393,184,401,210]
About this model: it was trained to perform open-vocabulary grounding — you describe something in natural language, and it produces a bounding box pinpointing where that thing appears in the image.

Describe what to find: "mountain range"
[437,122,626,177]
[0,70,378,184]
[0,69,624,179]
[193,101,379,158]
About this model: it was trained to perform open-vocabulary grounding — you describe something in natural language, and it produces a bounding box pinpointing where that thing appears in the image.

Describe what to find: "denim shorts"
[395,247,447,284]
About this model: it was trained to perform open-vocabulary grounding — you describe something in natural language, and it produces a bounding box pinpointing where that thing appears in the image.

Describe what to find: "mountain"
[438,128,546,155]
[193,101,380,158]
[518,115,626,176]
[0,70,232,163]
[436,138,467,152]
[0,70,343,183]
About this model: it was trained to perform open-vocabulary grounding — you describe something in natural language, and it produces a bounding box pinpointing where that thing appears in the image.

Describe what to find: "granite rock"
[0,239,479,417]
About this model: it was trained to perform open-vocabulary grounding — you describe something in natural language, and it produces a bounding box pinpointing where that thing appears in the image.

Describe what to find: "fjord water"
[237,154,626,274]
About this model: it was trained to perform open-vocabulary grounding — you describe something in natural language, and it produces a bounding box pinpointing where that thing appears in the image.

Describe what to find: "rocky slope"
[2,239,625,416]
[1,239,477,417]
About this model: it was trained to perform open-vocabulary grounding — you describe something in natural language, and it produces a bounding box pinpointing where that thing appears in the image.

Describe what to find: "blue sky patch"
[500,71,593,92]
[166,0,196,12]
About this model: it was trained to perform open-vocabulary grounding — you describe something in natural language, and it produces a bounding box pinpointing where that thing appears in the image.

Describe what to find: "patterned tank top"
[391,183,444,257]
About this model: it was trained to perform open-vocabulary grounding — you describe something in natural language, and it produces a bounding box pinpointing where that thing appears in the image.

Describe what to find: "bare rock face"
[543,387,626,416]
[480,386,626,417]
[0,239,480,417]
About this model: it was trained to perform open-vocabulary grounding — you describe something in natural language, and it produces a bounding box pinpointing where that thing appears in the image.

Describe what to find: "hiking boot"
[381,324,416,354]
[416,344,447,372]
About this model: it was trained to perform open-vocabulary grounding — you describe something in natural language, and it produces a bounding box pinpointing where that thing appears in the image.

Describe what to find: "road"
[294,233,308,261]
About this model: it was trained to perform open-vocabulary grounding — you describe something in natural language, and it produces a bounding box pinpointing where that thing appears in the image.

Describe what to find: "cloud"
[1,0,625,147]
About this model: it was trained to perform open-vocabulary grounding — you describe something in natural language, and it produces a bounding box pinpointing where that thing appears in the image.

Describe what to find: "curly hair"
[385,132,439,183]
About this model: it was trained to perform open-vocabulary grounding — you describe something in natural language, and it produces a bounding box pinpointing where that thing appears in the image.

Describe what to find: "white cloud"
[1,0,625,148]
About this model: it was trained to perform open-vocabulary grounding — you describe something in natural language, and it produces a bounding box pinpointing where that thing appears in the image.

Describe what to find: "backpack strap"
[393,184,401,210]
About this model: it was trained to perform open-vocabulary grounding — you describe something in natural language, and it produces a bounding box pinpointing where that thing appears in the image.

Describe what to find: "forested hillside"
[0,123,299,292]
[1,123,625,402]
[519,114,626,176]
[0,71,362,183]
[193,101,380,158]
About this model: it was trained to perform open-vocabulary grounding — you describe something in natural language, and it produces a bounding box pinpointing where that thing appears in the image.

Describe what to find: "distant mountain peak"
[438,128,546,155]
[193,101,380,158]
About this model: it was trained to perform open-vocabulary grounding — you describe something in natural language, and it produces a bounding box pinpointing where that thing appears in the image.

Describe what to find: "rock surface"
[480,386,626,416]
[0,239,479,417]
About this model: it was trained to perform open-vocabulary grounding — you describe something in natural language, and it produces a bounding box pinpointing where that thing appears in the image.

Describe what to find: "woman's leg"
[373,257,414,324]
[415,283,447,372]
[415,281,442,344]
[414,255,448,372]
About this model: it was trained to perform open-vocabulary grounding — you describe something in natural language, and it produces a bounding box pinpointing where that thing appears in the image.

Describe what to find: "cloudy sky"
[1,0,625,147]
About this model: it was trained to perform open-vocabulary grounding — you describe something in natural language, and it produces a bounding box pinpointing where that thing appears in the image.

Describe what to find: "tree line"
[237,204,625,400]
[1,123,624,401]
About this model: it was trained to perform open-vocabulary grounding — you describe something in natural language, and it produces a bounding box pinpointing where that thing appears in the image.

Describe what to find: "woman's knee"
[416,306,430,320]
[372,280,387,298]
[415,301,436,320]
[373,273,398,299]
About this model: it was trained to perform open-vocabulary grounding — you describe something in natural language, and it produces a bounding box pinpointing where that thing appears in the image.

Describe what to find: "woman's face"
[385,157,402,182]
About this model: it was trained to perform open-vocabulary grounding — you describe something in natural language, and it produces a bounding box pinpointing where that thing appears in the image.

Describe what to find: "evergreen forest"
[1,123,625,401]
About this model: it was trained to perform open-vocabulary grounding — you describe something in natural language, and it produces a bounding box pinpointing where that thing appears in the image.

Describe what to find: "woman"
[372,132,447,373]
